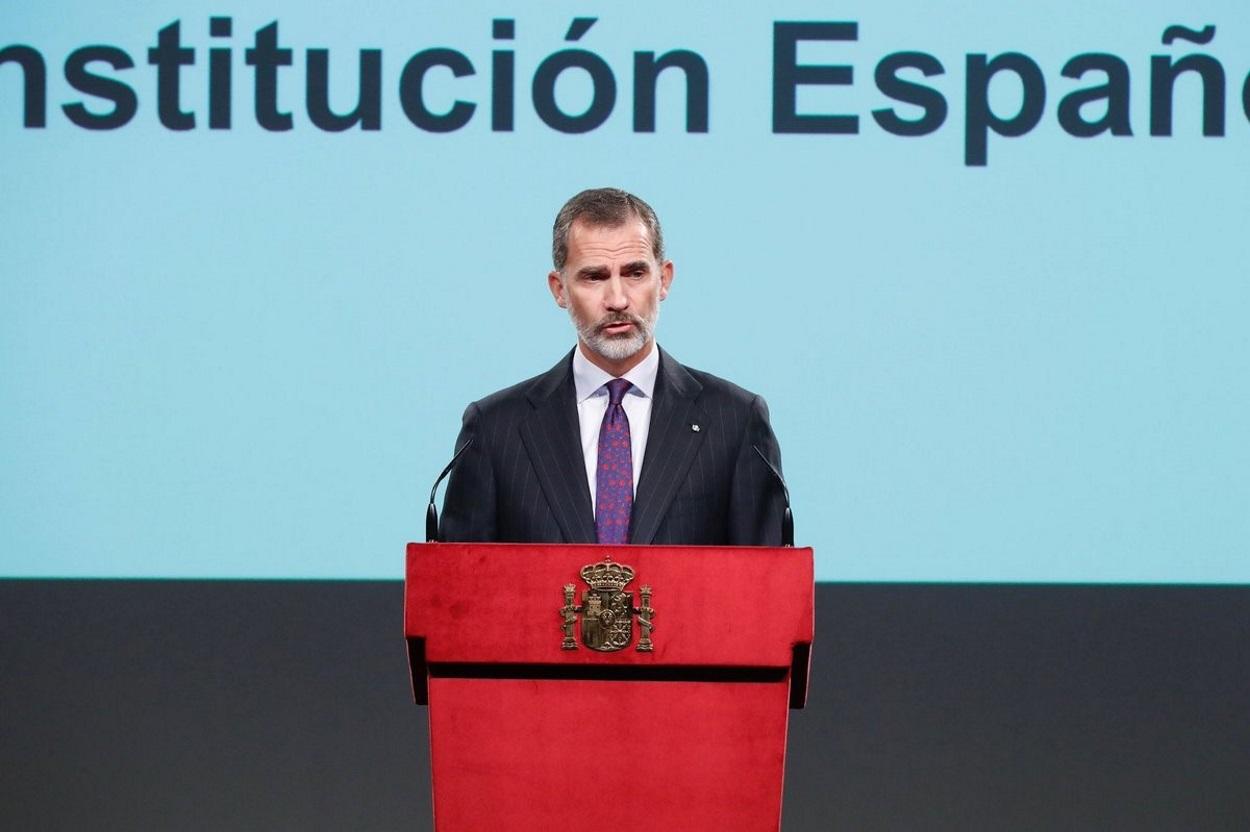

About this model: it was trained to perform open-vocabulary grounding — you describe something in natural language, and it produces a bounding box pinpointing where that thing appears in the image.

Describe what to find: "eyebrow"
[576,265,610,280]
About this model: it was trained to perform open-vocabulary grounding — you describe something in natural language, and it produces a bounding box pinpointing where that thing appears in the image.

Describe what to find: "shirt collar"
[572,343,660,403]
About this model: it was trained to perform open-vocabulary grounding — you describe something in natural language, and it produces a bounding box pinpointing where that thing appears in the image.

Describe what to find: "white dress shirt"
[572,344,659,512]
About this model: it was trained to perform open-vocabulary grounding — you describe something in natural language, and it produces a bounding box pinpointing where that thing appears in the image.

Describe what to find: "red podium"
[405,542,814,831]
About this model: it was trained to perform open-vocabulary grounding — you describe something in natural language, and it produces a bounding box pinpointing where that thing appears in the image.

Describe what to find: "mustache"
[595,312,644,332]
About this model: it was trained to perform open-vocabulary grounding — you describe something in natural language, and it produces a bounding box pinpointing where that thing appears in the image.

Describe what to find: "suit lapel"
[630,349,705,544]
[519,352,597,543]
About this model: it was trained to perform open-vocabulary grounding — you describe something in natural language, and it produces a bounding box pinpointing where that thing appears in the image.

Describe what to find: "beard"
[571,305,659,363]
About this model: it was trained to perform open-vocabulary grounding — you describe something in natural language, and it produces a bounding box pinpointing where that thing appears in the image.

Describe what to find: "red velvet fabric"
[428,677,790,830]
[406,543,813,668]
[405,543,814,830]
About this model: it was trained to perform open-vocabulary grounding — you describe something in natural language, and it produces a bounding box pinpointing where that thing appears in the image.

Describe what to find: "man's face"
[548,218,674,373]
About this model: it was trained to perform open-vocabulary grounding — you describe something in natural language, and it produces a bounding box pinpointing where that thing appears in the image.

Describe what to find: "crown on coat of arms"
[579,560,635,591]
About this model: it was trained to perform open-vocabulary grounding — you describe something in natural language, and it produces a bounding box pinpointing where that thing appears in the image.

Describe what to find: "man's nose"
[604,276,629,310]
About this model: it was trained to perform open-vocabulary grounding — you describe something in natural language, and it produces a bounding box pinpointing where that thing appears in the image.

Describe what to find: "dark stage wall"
[2,580,1246,830]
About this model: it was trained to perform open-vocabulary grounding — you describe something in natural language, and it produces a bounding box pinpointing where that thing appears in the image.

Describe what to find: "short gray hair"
[551,188,665,271]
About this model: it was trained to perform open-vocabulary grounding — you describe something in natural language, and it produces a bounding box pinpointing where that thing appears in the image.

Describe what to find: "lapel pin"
[691,423,700,432]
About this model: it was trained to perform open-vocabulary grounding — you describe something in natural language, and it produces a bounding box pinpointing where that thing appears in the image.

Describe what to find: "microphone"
[425,438,474,543]
[753,445,794,547]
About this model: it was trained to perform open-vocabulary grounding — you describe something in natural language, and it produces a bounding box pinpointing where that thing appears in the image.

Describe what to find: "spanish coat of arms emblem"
[560,555,655,652]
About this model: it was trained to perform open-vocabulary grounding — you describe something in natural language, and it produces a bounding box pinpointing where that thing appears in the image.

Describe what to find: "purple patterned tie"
[595,378,633,544]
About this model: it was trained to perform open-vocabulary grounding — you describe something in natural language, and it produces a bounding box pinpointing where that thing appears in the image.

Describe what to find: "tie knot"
[605,378,632,406]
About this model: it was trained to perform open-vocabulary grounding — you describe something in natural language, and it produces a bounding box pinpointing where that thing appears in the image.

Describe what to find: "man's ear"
[659,260,674,301]
[548,270,567,308]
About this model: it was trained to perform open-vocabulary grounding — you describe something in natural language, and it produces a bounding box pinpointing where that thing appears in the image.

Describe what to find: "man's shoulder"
[464,352,571,421]
[685,365,759,400]
[664,353,765,410]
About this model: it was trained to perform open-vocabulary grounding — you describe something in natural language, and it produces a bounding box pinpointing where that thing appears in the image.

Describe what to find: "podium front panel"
[428,676,791,831]
[406,542,813,831]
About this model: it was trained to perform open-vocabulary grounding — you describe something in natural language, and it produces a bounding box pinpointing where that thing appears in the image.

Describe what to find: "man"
[440,188,786,546]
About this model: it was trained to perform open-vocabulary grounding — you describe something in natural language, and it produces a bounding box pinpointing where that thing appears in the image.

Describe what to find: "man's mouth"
[598,319,636,335]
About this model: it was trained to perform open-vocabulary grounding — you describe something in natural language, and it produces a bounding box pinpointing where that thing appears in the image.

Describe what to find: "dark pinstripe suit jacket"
[440,348,786,546]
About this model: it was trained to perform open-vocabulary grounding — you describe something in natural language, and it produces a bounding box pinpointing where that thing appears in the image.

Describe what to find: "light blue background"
[2,2,1247,580]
